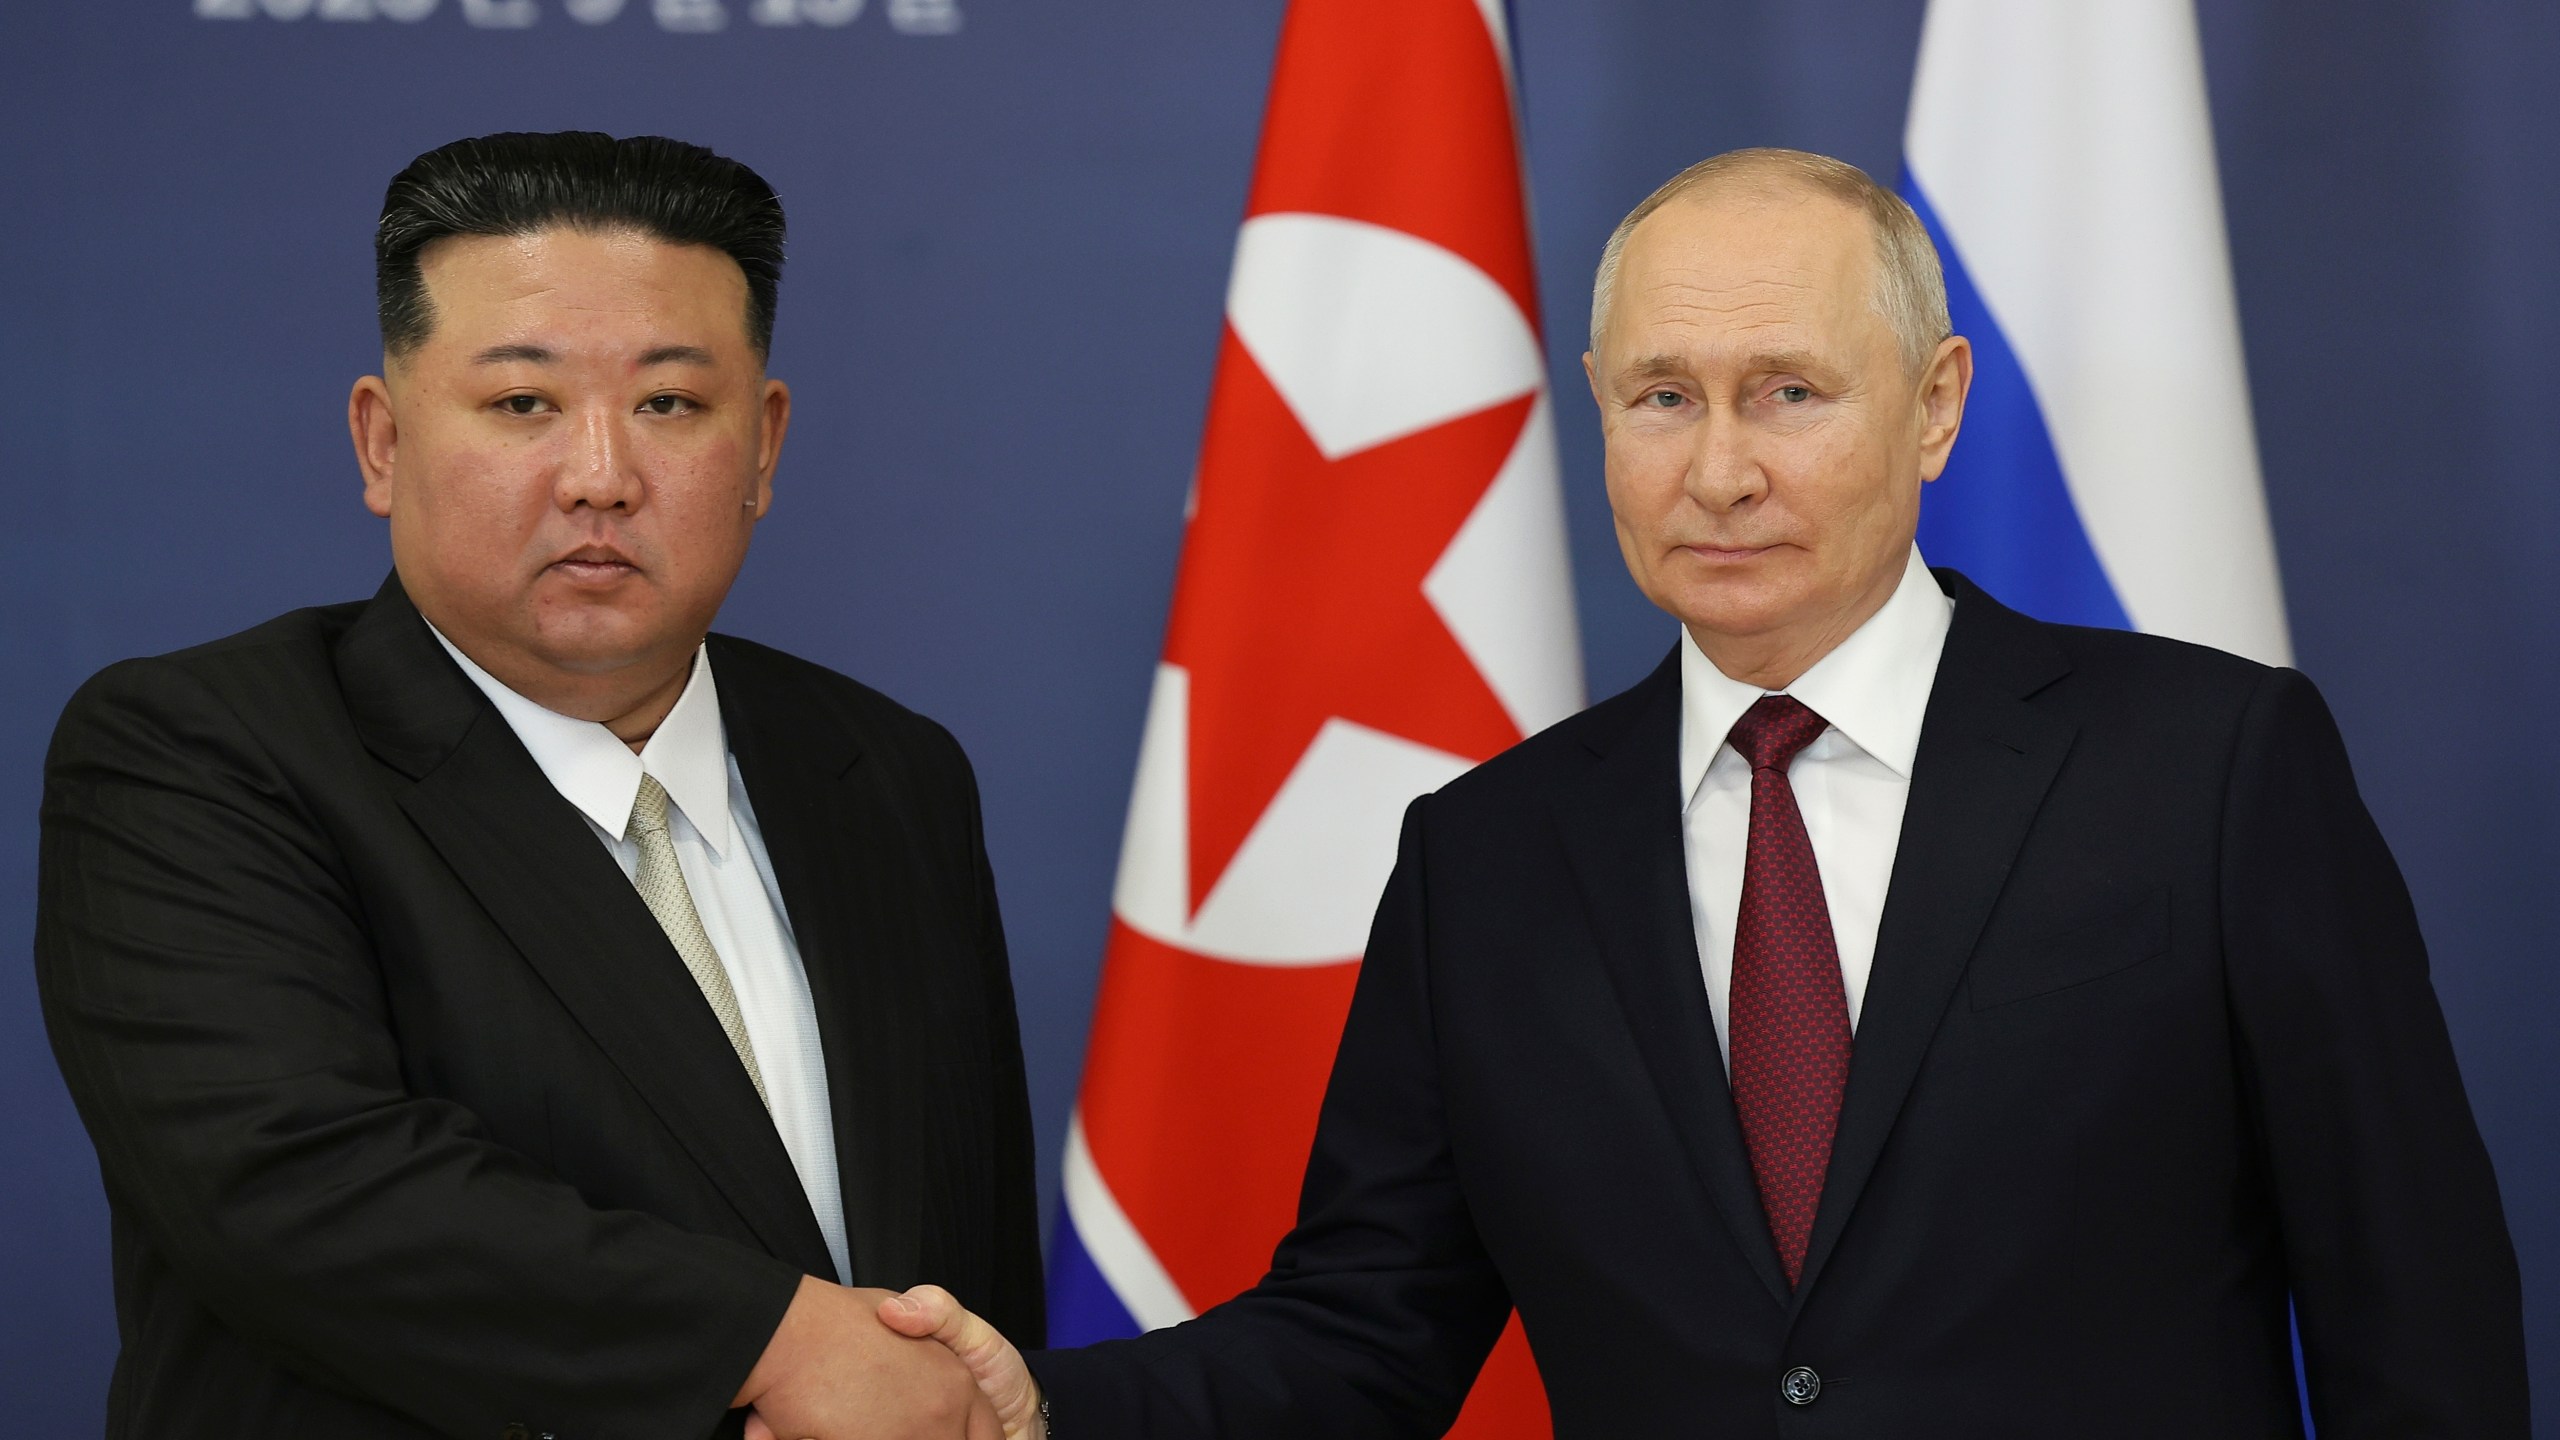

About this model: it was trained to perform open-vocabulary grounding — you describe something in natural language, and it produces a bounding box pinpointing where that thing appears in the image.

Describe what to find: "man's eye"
[1645,390,1684,408]
[497,394,546,416]
[1774,385,1812,403]
[641,394,693,416]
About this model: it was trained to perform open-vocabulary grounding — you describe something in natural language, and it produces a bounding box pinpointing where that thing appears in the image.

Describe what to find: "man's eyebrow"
[473,344,556,365]
[1616,354,1692,383]
[637,345,718,367]
[1748,348,1832,378]
[1619,349,1837,378]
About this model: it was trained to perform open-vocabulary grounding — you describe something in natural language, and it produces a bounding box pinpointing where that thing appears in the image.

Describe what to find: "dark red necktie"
[1725,694,1852,1287]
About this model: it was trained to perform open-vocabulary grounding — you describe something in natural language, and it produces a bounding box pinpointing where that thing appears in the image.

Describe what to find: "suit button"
[1780,1366,1822,1406]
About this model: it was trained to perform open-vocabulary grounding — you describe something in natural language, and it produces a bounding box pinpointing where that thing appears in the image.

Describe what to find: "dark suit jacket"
[36,576,1044,1440]
[1031,571,2525,1438]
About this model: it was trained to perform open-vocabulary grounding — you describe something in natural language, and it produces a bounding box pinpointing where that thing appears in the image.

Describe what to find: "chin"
[525,611,667,676]
[1656,572,1805,641]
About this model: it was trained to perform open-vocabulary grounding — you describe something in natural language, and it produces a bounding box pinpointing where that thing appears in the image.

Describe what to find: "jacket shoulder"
[2033,617,2291,722]
[53,602,369,748]
[2046,616,2270,679]
[704,632,972,770]
[1427,653,1675,814]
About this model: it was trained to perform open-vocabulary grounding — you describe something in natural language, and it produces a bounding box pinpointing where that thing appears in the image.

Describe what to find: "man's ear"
[351,372,399,518]
[1915,335,1973,484]
[1582,351,1604,413]
[750,377,791,520]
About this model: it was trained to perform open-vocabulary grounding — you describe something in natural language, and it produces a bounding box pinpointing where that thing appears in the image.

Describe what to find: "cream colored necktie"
[628,773,769,1108]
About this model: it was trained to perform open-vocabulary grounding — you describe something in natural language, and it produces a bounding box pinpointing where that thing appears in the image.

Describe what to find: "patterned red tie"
[1725,694,1853,1287]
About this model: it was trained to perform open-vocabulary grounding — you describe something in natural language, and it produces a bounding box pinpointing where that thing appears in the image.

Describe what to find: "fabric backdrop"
[1,1,2551,1428]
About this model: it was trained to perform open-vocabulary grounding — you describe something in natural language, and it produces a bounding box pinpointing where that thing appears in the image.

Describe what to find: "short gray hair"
[1588,148,1951,374]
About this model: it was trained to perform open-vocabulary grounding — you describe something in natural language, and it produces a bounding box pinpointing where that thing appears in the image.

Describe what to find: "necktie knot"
[629,773,674,841]
[1726,694,1830,773]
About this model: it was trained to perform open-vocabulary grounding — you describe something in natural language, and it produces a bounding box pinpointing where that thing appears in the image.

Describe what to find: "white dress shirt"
[1679,546,1954,1071]
[429,627,852,1283]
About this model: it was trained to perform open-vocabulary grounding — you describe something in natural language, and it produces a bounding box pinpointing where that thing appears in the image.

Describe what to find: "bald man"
[884,149,2525,1440]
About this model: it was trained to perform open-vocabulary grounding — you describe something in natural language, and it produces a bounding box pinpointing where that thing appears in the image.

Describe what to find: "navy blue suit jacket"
[1031,571,2525,1439]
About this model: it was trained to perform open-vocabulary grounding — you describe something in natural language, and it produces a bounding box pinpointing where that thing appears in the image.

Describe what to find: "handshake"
[734,1275,1041,1440]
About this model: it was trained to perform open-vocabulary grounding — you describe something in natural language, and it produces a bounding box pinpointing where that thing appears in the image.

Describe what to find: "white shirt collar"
[1678,546,1955,808]
[426,624,736,858]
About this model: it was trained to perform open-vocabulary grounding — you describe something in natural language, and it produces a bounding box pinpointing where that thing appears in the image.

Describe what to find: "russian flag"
[1902,0,2291,666]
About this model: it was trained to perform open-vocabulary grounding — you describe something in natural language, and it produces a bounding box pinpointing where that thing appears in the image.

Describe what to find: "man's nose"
[1684,404,1767,512]
[555,404,644,513]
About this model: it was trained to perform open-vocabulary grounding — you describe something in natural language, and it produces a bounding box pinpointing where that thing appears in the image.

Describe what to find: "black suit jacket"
[37,576,1044,1440]
[1031,572,2525,1438]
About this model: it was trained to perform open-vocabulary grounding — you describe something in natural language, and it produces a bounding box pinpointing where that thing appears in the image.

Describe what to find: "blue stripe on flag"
[2293,1304,2318,1436]
[1046,1203,1145,1345]
[1899,175,2133,632]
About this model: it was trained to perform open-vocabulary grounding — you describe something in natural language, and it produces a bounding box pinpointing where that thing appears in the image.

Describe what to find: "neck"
[594,662,693,752]
[1689,559,1905,691]
[445,630,698,753]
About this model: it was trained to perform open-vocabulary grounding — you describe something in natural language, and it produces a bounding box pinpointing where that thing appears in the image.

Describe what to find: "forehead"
[1609,188,1881,360]
[414,227,749,345]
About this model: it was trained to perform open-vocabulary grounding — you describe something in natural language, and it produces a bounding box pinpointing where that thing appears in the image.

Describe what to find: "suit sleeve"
[1028,794,1513,1439]
[35,658,802,1440]
[2218,668,2528,1436]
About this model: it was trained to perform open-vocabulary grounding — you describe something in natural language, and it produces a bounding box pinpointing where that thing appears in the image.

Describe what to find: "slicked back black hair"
[375,131,785,359]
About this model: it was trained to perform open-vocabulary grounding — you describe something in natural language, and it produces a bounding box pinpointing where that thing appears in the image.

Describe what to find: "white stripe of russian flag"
[1905,0,2291,666]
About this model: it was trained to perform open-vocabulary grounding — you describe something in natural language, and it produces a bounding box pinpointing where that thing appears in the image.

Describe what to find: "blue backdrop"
[3,1,2553,1427]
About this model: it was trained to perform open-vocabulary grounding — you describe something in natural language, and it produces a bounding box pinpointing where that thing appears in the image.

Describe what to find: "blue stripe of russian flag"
[1902,175,2133,632]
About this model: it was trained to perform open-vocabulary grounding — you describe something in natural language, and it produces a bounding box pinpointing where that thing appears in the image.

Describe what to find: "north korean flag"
[1047,2,1581,1436]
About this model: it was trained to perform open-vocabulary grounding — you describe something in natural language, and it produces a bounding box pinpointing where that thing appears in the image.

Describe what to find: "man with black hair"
[37,132,1038,1440]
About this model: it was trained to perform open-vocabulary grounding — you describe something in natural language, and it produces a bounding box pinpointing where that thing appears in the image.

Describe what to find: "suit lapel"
[335,577,837,1279]
[1555,651,1794,1309]
[1791,575,2076,1303]
[714,638,924,1289]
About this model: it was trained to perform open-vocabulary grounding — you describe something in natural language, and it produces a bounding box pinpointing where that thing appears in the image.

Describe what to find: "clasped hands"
[736,1274,1041,1440]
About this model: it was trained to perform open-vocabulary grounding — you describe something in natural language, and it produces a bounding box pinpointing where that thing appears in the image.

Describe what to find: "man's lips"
[546,547,642,583]
[1678,541,1780,562]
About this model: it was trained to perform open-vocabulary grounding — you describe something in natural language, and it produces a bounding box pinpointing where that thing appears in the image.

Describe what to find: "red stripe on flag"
[1078,920,1361,1312]
[1247,0,1541,317]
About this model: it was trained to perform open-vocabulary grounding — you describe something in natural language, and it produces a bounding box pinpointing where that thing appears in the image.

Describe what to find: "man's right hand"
[737,1276,1002,1440]
[875,1285,1043,1440]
